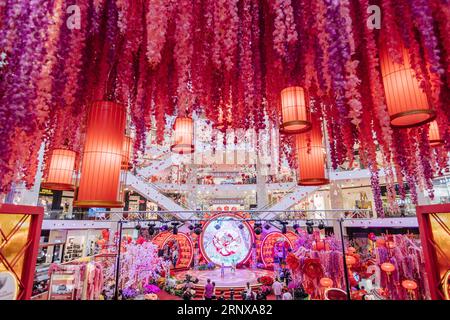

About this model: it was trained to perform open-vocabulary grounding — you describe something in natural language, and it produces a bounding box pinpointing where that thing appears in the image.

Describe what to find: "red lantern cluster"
[282,87,329,186]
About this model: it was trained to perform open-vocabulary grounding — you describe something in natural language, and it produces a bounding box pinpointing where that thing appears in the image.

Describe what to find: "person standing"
[282,288,293,300]
[272,278,283,300]
[218,290,226,300]
[204,279,214,300]
[243,282,254,300]
[229,288,235,301]
[172,247,179,268]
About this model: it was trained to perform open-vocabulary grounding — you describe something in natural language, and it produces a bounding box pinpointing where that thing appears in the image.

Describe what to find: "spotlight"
[160,224,168,232]
[194,223,202,235]
[214,223,221,230]
[148,223,156,236]
[254,222,262,235]
[293,223,299,230]
[171,222,180,235]
[306,220,314,227]
[188,224,194,231]
[318,220,325,230]
[264,223,271,230]
[279,221,288,234]
[135,224,141,230]
[238,224,244,230]
[307,225,313,235]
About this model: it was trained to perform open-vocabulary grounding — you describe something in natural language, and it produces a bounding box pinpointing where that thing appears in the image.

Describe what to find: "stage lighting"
[188,224,194,231]
[194,223,202,235]
[171,222,180,235]
[254,222,262,235]
[293,223,299,230]
[307,225,314,234]
[135,224,141,230]
[264,223,271,230]
[148,223,156,236]
[281,225,287,234]
[160,224,168,232]
[306,220,314,227]
[214,223,221,230]
[318,220,325,230]
[238,224,244,230]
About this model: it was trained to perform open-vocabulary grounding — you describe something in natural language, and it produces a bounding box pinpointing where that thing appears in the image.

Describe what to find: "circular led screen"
[200,214,253,266]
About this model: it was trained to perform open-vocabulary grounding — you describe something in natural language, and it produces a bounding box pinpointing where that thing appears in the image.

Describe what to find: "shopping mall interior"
[0,0,449,302]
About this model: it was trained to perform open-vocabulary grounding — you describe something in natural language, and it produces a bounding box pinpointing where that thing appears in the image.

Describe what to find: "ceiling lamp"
[41,148,76,190]
[280,86,312,134]
[428,120,444,147]
[380,46,435,128]
[171,117,195,154]
[121,135,133,170]
[294,119,329,186]
[74,101,126,208]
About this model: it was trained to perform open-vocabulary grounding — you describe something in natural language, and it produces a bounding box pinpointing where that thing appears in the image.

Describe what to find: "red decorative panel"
[0,204,43,300]
[416,204,450,300]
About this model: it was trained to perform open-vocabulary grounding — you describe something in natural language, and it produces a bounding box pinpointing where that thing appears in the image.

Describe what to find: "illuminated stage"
[175,268,274,288]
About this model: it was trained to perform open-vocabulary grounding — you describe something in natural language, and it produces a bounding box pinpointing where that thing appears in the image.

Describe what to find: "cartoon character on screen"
[213,230,241,257]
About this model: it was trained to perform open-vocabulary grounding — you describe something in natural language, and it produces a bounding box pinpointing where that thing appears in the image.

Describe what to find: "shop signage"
[48,271,76,300]
[210,198,245,205]
[0,271,18,300]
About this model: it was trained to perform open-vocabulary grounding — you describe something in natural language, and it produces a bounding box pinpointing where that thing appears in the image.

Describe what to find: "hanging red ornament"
[41,148,76,190]
[74,101,126,208]
[294,119,329,186]
[121,135,133,170]
[171,117,195,154]
[428,120,444,147]
[280,87,312,134]
[380,46,435,128]
[381,262,396,275]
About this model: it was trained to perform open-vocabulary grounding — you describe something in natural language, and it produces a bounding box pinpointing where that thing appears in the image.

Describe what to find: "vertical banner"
[0,204,44,299]
[416,204,450,300]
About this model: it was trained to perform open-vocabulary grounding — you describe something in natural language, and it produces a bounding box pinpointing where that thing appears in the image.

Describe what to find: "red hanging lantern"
[41,148,76,190]
[171,117,194,154]
[294,119,329,186]
[381,262,396,275]
[380,46,435,128]
[428,120,444,147]
[320,277,333,288]
[280,87,312,134]
[345,255,357,267]
[402,280,418,291]
[121,135,133,170]
[74,101,126,208]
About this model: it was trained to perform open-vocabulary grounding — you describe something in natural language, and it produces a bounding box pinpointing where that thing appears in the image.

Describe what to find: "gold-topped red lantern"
[380,46,435,128]
[121,135,133,170]
[171,117,195,154]
[74,101,126,208]
[294,119,329,186]
[280,86,312,134]
[381,262,396,275]
[428,120,444,147]
[320,277,333,288]
[41,148,76,190]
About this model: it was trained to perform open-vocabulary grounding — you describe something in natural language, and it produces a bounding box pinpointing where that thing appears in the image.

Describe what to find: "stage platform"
[174,268,274,299]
